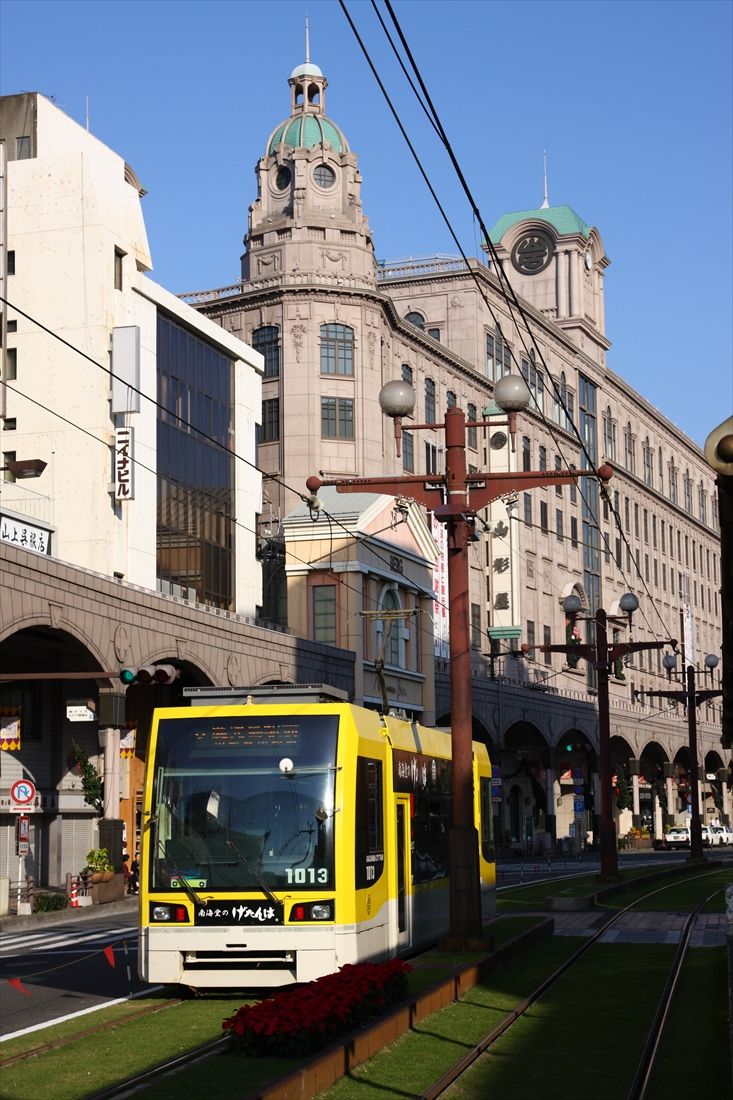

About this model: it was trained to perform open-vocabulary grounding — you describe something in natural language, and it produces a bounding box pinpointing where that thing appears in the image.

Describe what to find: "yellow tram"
[138,686,496,990]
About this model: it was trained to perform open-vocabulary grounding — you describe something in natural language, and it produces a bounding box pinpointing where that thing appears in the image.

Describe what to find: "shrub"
[223,958,412,1057]
[85,848,114,873]
[35,893,69,913]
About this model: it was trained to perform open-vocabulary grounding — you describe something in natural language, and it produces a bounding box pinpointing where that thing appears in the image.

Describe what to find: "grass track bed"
[601,866,731,911]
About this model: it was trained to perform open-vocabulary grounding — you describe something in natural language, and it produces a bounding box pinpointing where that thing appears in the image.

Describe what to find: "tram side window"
[480,778,495,861]
[355,758,384,888]
[412,792,450,883]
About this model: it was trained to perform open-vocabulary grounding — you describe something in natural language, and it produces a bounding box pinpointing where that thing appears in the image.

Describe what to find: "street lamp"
[307,377,612,943]
[1,458,47,480]
[540,594,675,880]
[640,652,722,862]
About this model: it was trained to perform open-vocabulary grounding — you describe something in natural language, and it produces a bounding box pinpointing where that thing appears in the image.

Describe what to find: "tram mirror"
[315,807,328,822]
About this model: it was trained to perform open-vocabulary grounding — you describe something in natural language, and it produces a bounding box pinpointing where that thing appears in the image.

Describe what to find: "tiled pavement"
[548,909,727,946]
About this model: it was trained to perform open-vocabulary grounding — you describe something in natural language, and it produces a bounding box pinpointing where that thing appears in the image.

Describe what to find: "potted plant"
[85,848,115,882]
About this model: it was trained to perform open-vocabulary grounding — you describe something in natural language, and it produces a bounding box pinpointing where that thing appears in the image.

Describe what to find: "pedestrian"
[121,854,131,892]
[129,852,140,895]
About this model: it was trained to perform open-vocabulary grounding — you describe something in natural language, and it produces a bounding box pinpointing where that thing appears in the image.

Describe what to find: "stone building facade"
[184,55,728,851]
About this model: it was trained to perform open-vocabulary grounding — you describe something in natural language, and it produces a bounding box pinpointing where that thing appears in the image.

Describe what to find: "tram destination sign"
[194,900,284,926]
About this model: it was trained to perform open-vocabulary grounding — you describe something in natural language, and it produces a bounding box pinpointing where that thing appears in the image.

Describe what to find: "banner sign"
[194,901,283,926]
[114,427,135,501]
[0,707,21,751]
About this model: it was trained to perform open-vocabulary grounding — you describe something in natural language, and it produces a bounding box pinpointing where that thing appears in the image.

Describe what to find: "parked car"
[710,825,733,847]
[664,826,690,849]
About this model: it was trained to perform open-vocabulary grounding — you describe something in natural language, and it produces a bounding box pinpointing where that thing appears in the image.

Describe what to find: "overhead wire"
[342,0,683,656]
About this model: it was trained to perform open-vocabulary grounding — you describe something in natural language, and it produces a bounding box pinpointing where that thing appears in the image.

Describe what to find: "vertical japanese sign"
[0,707,21,751]
[431,514,450,658]
[114,427,135,501]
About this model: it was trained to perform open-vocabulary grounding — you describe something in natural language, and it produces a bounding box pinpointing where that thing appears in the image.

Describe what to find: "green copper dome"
[489,204,591,243]
[267,114,347,155]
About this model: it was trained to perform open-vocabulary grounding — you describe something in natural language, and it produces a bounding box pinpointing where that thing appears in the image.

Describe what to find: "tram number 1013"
[285,867,329,884]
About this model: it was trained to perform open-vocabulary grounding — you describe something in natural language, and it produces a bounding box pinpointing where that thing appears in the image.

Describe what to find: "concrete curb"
[0,895,139,933]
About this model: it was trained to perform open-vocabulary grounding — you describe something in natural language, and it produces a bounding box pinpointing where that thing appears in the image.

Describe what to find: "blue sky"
[2,0,731,447]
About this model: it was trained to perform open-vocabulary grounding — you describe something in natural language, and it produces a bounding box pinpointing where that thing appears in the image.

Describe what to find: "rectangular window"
[570,516,578,547]
[523,493,532,526]
[486,334,495,379]
[539,445,547,471]
[555,455,563,496]
[114,247,125,290]
[312,585,337,644]
[425,441,438,474]
[470,603,481,649]
[321,397,354,439]
[540,501,549,533]
[7,251,15,276]
[556,509,564,541]
[402,429,414,472]
[569,466,577,504]
[615,537,622,568]
[526,620,535,660]
[252,326,280,378]
[260,397,280,442]
[652,515,657,548]
[543,625,552,665]
[634,502,640,539]
[425,380,436,424]
[320,324,354,375]
[4,347,17,380]
[427,327,441,342]
[16,136,31,159]
[466,404,477,450]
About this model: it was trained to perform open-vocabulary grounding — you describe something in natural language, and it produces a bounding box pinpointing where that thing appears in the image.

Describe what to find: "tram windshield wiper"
[225,838,279,906]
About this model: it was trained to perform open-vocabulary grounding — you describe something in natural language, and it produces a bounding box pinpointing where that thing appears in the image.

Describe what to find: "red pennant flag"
[103,945,116,968]
[8,978,31,996]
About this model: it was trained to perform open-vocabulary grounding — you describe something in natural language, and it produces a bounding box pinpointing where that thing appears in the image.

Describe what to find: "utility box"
[0,875,9,916]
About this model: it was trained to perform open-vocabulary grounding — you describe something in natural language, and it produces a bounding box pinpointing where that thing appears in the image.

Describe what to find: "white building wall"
[2,93,263,615]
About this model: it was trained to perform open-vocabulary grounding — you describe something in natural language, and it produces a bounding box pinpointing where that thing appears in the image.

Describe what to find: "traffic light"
[120,664,179,685]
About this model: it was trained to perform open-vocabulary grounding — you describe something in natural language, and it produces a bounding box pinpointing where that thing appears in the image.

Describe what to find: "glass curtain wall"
[157,312,235,609]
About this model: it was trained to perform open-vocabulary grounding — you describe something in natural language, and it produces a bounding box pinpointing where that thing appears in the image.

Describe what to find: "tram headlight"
[290,901,333,921]
[151,904,189,922]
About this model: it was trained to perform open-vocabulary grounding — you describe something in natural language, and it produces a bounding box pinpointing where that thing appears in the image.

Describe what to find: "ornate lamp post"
[307,378,612,942]
[639,653,722,862]
[539,593,674,880]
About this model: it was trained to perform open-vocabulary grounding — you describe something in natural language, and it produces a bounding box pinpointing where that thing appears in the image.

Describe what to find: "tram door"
[395,796,412,949]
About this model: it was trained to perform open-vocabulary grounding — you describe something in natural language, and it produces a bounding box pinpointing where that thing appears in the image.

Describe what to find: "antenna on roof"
[85,94,90,132]
[540,150,549,209]
[305,14,310,63]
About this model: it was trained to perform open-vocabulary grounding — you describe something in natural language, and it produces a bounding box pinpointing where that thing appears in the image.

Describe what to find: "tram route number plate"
[194,900,284,926]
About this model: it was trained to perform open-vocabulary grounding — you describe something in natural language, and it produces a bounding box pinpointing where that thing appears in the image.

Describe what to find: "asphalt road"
[0,910,146,1040]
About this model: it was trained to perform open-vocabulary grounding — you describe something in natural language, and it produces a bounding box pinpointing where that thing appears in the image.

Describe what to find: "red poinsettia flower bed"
[222,958,412,1057]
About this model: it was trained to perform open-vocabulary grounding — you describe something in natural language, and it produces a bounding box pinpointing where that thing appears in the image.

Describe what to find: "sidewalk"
[0,894,138,933]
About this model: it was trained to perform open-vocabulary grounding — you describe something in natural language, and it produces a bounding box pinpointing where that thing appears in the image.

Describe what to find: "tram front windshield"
[149,713,338,893]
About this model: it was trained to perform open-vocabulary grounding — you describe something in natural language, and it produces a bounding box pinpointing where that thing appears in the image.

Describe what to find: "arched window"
[405,311,425,330]
[320,323,354,375]
[401,363,413,384]
[252,325,280,378]
[425,378,436,423]
[522,435,531,471]
[446,390,457,408]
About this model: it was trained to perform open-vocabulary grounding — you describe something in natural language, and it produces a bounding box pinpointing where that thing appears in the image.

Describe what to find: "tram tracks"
[3,869,725,1100]
[420,872,725,1100]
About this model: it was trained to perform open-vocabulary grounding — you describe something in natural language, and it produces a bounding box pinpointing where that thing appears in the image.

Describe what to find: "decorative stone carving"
[227,653,241,686]
[113,624,130,662]
[49,603,63,629]
[367,330,377,365]
[257,253,280,274]
[291,323,306,362]
[322,249,347,269]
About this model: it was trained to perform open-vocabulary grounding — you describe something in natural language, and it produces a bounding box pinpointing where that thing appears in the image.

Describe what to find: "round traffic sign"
[10,779,36,806]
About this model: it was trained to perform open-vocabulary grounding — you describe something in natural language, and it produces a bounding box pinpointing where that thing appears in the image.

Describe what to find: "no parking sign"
[10,779,36,811]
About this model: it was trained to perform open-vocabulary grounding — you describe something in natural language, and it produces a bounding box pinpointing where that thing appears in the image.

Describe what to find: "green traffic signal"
[120,667,138,685]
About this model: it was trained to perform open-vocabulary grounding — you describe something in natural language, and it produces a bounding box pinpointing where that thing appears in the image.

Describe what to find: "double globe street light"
[307,375,612,944]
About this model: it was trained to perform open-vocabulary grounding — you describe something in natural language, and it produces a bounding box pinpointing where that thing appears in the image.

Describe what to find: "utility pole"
[539,595,675,880]
[307,378,613,943]
[638,655,721,862]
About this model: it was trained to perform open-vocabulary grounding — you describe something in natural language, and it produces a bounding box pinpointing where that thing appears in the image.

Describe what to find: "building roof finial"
[540,150,550,209]
[305,14,310,64]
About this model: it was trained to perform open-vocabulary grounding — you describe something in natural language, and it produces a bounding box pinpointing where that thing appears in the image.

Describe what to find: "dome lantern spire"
[289,19,327,116]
